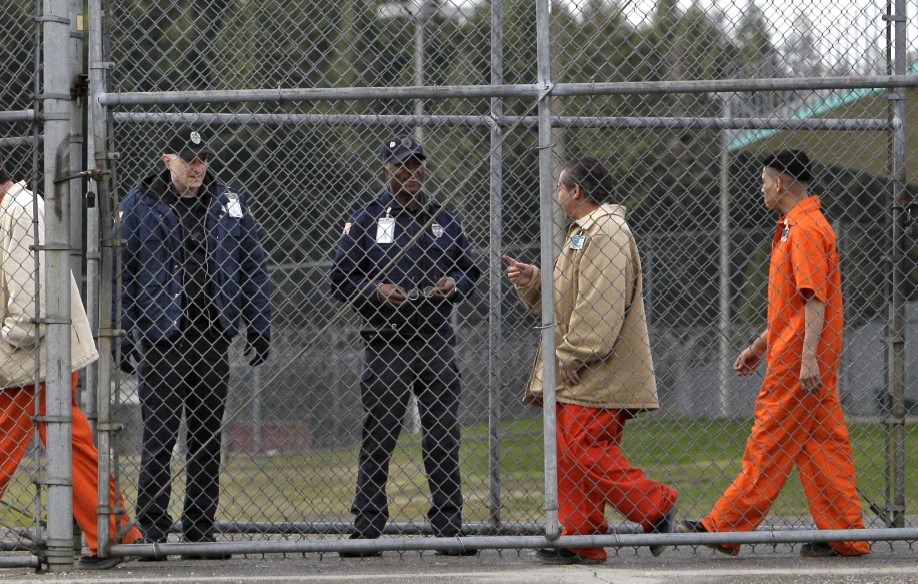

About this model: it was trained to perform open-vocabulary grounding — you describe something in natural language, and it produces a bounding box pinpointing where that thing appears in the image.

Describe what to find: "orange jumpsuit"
[702,196,869,556]
[557,403,679,562]
[0,373,142,555]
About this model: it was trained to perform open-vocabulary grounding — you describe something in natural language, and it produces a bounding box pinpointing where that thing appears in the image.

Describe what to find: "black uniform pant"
[135,329,230,542]
[352,332,463,538]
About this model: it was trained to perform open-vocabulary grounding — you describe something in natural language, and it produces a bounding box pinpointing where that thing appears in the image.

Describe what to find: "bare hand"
[733,347,762,376]
[502,255,535,287]
[557,360,580,387]
[432,276,456,301]
[377,283,407,308]
[799,354,822,394]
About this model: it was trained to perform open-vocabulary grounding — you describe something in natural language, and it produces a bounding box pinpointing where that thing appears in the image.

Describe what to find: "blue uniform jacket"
[117,171,272,347]
[330,191,480,337]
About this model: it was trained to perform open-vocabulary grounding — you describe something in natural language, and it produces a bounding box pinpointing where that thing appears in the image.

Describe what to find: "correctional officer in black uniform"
[117,126,271,559]
[331,135,480,557]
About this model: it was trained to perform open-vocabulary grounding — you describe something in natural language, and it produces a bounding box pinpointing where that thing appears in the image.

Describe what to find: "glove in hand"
[244,334,270,366]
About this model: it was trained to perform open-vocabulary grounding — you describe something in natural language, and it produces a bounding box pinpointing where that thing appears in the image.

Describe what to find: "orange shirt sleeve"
[788,221,830,303]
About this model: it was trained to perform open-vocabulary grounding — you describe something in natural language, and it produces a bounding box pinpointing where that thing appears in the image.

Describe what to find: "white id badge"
[376,217,395,244]
[227,199,243,218]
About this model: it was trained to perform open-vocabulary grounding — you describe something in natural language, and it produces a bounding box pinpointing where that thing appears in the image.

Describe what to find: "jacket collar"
[573,203,626,231]
[375,189,441,216]
[780,195,821,225]
[2,181,28,203]
[140,170,217,207]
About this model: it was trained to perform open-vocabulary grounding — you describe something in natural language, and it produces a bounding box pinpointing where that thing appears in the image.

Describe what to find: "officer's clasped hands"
[377,283,407,308]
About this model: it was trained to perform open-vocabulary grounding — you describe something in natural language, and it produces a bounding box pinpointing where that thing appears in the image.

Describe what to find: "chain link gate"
[0,0,913,571]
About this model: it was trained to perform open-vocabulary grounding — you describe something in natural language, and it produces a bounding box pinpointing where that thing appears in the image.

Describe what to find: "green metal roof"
[727,63,918,152]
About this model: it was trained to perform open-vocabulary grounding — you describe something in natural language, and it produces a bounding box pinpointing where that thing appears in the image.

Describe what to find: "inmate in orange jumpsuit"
[0,373,142,555]
[701,196,869,556]
[557,403,679,562]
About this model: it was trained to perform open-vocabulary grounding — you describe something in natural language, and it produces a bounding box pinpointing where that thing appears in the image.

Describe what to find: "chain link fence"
[2,0,918,569]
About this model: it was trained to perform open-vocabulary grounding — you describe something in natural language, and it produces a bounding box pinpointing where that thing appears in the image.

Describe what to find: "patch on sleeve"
[342,221,353,236]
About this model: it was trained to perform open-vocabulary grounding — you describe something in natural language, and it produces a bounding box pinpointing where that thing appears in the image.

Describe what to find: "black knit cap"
[762,149,813,182]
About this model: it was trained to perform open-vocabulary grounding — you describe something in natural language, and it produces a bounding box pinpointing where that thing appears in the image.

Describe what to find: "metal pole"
[405,0,428,436]
[83,10,100,425]
[487,0,504,529]
[110,111,894,132]
[108,526,918,560]
[535,0,559,541]
[88,0,118,552]
[887,0,908,529]
[68,0,86,555]
[717,98,731,418]
[98,75,918,107]
[42,0,75,572]
[413,0,426,143]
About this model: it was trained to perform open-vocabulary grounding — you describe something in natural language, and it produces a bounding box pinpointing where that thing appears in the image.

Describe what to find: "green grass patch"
[2,417,915,531]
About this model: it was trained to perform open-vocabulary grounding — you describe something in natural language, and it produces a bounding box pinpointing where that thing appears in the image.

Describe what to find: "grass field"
[2,417,916,532]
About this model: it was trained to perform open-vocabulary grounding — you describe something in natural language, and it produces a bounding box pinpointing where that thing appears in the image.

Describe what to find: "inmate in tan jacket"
[0,181,98,388]
[515,204,658,410]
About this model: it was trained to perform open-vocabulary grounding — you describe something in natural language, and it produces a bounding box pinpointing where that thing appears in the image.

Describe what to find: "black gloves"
[116,344,138,375]
[244,334,270,366]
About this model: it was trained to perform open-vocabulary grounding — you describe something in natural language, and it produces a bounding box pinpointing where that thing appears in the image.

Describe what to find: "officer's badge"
[431,223,444,238]
[342,221,352,236]
[389,141,396,148]
[190,131,202,145]
[401,136,414,148]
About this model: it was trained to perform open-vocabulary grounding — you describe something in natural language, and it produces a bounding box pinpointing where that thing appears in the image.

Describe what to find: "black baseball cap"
[762,149,813,183]
[379,134,425,164]
[165,125,211,161]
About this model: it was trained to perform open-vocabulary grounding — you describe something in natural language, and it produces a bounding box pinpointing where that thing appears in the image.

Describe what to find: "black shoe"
[676,520,739,556]
[77,555,126,570]
[799,542,841,558]
[339,533,382,558]
[534,548,604,565]
[137,536,169,562]
[435,547,479,556]
[646,505,677,557]
[339,549,383,558]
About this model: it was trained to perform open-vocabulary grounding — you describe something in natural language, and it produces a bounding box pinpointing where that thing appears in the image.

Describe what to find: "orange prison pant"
[556,403,679,561]
[702,377,869,556]
[0,373,142,555]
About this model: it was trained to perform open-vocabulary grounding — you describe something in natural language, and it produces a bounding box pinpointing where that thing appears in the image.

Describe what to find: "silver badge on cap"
[190,131,202,145]
[401,137,413,148]
[389,141,396,148]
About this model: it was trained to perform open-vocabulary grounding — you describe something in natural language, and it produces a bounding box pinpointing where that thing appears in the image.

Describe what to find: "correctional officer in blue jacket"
[331,135,480,557]
[117,126,271,558]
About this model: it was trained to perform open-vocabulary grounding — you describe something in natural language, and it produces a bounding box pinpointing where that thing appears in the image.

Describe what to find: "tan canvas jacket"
[0,181,99,388]
[515,204,658,410]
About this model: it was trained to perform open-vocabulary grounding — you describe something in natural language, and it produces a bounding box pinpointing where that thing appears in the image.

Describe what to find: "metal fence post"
[487,0,505,530]
[41,0,75,571]
[88,0,117,552]
[886,0,908,529]
[535,0,559,541]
